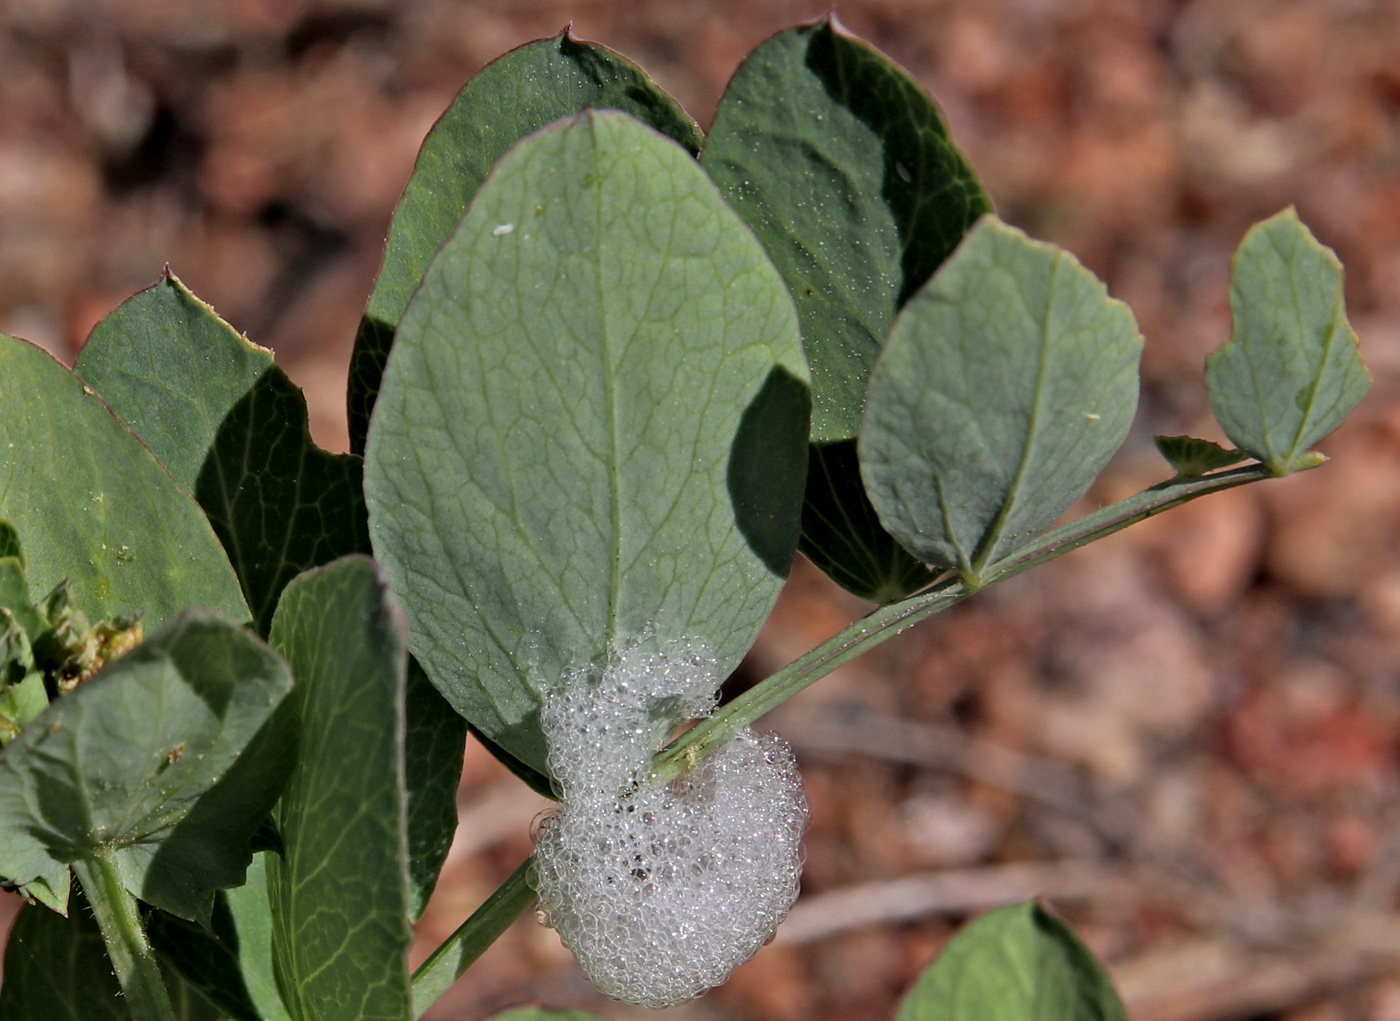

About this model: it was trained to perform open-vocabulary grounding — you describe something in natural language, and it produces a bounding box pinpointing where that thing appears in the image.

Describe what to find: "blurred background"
[4,0,1400,1018]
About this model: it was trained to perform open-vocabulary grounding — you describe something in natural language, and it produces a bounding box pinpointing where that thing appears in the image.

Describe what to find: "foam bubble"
[532,645,808,1008]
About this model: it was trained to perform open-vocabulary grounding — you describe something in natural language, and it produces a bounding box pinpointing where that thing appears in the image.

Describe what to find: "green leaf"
[0,888,224,1021]
[0,610,294,919]
[1153,435,1247,477]
[703,16,991,444]
[364,110,809,775]
[349,30,703,454]
[75,272,369,636]
[0,521,20,563]
[0,891,130,1021]
[222,852,295,1021]
[1205,208,1370,476]
[700,18,989,602]
[481,1011,608,1021]
[149,892,272,1021]
[77,274,465,903]
[403,658,466,919]
[894,901,1128,1021]
[0,336,249,629]
[0,557,45,646]
[267,556,413,1021]
[800,440,939,602]
[860,217,1143,584]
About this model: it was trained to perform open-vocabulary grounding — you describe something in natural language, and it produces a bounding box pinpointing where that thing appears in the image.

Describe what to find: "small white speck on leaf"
[492,223,515,237]
[1083,412,1101,421]
[895,161,913,183]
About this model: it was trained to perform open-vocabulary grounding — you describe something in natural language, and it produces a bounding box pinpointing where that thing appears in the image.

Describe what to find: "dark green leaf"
[1153,435,1247,477]
[1205,208,1370,476]
[894,901,1129,1021]
[403,658,466,919]
[149,894,267,1021]
[0,522,20,563]
[700,18,989,602]
[0,558,44,646]
[860,217,1143,584]
[703,16,991,443]
[267,556,413,1021]
[0,889,130,1021]
[350,30,703,454]
[800,440,939,602]
[75,272,369,635]
[0,335,249,629]
[0,610,293,919]
[364,111,809,775]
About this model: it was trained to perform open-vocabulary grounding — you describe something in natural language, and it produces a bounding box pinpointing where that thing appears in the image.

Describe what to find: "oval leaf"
[703,17,990,443]
[0,336,248,629]
[267,556,413,1021]
[860,217,1143,583]
[75,273,370,636]
[1205,208,1370,476]
[0,610,294,920]
[349,30,703,454]
[701,18,990,602]
[895,902,1128,1021]
[365,110,809,775]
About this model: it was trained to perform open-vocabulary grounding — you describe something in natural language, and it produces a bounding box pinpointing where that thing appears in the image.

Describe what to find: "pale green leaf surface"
[223,853,295,1021]
[860,217,1142,581]
[267,556,412,1021]
[349,31,702,453]
[1205,208,1369,475]
[0,336,248,628]
[75,274,369,635]
[703,17,990,443]
[0,610,293,920]
[365,111,809,775]
[894,902,1128,1021]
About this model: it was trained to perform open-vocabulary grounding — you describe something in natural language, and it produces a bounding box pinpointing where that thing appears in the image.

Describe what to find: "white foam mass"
[532,644,808,1008]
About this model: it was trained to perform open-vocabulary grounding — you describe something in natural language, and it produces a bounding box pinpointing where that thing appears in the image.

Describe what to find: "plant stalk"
[72,855,178,1021]
[650,461,1284,784]
[411,857,537,1018]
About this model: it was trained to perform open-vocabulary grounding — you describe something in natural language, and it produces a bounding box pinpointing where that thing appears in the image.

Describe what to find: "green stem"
[72,855,177,1021]
[411,857,536,1018]
[650,461,1284,785]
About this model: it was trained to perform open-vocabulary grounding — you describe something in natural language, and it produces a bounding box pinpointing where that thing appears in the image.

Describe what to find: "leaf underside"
[365,110,809,776]
[1205,208,1369,476]
[860,216,1143,581]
